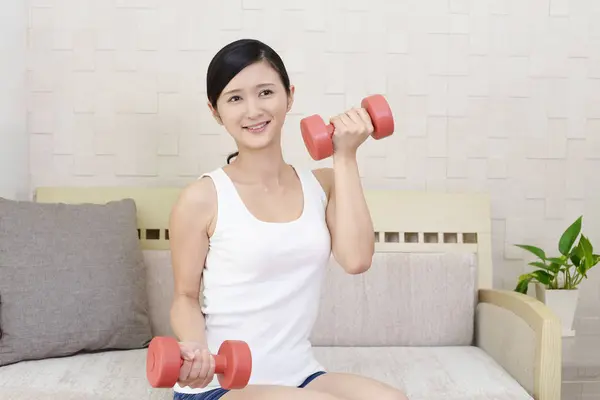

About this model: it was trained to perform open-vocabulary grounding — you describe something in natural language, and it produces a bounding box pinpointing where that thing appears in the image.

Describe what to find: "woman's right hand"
[177,342,216,389]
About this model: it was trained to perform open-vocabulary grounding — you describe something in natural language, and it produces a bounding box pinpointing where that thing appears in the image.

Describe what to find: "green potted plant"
[514,215,599,337]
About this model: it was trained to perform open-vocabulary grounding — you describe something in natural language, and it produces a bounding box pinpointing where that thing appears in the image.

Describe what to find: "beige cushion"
[0,345,532,400]
[314,346,533,400]
[0,349,171,400]
[143,251,175,338]
[141,251,478,347]
[0,198,153,367]
[311,252,478,346]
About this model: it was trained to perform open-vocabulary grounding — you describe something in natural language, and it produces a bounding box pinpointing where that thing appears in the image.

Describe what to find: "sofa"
[0,187,561,399]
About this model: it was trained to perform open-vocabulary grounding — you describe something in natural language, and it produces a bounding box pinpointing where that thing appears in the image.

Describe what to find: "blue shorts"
[173,371,327,400]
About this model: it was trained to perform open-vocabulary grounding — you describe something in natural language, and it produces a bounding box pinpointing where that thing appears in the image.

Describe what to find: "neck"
[231,142,288,186]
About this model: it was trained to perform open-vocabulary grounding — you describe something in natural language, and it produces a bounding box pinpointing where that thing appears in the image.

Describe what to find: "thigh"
[221,385,343,400]
[303,372,408,400]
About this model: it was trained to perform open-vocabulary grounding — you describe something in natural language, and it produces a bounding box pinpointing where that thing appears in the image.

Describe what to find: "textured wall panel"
[25,0,600,331]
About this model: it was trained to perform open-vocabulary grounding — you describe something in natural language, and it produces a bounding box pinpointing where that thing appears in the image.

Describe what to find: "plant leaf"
[559,216,582,255]
[547,257,567,265]
[530,270,554,285]
[528,261,559,275]
[580,235,594,270]
[515,275,532,294]
[570,239,585,266]
[576,262,588,280]
[570,252,582,268]
[548,262,561,274]
[515,244,546,260]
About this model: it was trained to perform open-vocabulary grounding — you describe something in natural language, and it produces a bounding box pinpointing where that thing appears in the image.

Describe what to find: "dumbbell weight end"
[361,94,395,140]
[300,116,335,161]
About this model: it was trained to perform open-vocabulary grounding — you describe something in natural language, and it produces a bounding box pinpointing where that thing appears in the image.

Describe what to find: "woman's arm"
[169,178,216,345]
[316,156,374,275]
[313,106,376,275]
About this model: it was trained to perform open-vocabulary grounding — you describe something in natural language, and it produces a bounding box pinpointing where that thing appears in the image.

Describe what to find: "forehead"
[222,60,281,91]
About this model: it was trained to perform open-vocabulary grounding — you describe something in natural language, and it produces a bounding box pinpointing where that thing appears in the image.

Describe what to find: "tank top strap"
[198,168,248,225]
[293,167,328,216]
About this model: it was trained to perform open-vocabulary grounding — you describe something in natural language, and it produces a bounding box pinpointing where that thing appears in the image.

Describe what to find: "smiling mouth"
[243,121,271,133]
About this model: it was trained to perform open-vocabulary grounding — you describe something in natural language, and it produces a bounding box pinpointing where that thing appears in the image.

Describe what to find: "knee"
[380,389,409,400]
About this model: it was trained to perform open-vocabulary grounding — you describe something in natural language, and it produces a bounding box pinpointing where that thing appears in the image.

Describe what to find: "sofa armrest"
[475,289,561,400]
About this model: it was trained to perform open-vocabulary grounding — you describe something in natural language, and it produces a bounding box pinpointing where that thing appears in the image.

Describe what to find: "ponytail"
[227,151,239,164]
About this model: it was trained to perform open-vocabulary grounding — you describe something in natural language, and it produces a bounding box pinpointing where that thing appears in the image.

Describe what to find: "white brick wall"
[0,0,28,200]
[23,0,600,330]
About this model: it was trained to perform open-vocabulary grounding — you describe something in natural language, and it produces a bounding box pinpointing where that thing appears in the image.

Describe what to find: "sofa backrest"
[310,251,478,346]
[308,190,492,346]
[35,187,493,347]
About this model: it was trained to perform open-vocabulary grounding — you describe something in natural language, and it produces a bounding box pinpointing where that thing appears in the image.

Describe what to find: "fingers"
[199,350,216,388]
[355,108,374,133]
[345,108,363,126]
[338,113,353,129]
[329,115,345,131]
[330,107,373,136]
[188,349,204,382]
[179,349,215,389]
[178,348,195,383]
[195,349,212,387]
[177,343,216,389]
[187,356,214,389]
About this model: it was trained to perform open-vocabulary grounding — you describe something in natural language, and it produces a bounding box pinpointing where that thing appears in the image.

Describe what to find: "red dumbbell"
[300,94,395,161]
[146,336,252,390]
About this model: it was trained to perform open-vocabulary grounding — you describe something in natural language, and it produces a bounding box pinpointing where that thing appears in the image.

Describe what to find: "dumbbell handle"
[178,353,228,374]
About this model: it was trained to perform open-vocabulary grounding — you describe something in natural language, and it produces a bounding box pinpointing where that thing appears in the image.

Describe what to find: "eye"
[227,95,241,103]
[259,89,274,96]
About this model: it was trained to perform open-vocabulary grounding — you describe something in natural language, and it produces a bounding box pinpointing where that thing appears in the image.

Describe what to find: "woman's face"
[210,60,294,152]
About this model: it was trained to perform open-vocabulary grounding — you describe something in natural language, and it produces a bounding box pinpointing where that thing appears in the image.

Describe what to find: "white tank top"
[173,166,331,394]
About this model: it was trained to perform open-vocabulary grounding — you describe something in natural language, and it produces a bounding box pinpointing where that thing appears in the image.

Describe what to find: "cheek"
[220,107,244,128]
[268,99,289,120]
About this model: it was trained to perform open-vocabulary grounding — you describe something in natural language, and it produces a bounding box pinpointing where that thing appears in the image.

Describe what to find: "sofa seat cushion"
[0,346,532,400]
[0,349,171,400]
[313,346,534,400]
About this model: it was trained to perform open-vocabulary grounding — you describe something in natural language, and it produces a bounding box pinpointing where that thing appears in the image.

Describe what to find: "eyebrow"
[222,83,276,97]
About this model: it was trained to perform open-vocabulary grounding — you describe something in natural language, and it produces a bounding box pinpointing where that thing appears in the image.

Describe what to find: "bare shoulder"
[311,167,334,199]
[170,176,217,233]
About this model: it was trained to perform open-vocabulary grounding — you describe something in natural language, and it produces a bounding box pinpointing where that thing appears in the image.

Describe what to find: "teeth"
[246,122,268,130]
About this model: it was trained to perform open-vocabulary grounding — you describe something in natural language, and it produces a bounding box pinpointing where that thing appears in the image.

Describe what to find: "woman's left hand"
[329,107,374,158]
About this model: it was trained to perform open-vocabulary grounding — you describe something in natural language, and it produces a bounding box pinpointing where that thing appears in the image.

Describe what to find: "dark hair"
[206,39,291,164]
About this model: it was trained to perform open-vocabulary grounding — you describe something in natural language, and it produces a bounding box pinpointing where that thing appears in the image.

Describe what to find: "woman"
[169,38,408,400]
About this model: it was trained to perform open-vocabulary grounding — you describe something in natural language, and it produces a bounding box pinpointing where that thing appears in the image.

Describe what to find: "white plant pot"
[535,283,579,337]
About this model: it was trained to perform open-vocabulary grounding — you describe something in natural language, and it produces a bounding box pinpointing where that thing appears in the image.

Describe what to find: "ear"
[286,85,295,113]
[207,101,223,125]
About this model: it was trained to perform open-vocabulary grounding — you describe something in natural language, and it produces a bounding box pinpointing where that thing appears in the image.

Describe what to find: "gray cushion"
[310,252,478,346]
[0,197,152,366]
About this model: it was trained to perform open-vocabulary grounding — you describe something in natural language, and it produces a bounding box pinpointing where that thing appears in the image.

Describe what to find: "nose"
[245,98,264,119]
